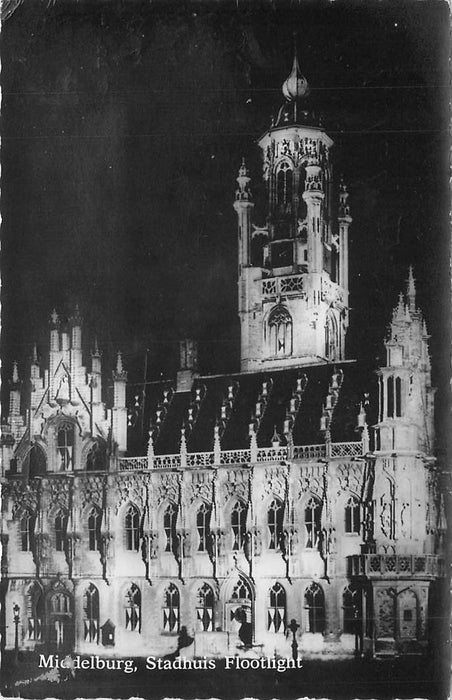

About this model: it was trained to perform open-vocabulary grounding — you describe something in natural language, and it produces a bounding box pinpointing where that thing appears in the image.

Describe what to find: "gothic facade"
[1,53,445,660]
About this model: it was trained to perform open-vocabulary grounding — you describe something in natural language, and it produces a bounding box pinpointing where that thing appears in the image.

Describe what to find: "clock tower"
[234,49,350,372]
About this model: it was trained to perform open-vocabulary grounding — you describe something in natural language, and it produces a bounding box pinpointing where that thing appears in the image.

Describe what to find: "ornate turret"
[376,267,435,454]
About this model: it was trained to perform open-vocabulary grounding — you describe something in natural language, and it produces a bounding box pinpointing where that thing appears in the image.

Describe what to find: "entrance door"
[47,591,74,652]
[225,578,254,647]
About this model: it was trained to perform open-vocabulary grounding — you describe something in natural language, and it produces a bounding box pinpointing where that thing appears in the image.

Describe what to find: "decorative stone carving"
[114,473,149,513]
[8,479,39,516]
[186,471,214,505]
[222,470,249,503]
[79,475,105,508]
[261,467,287,500]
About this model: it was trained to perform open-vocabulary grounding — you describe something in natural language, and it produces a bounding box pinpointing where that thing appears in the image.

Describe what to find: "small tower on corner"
[235,44,350,372]
[375,267,435,454]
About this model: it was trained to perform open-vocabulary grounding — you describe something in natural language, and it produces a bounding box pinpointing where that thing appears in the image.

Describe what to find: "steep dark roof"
[126,360,378,457]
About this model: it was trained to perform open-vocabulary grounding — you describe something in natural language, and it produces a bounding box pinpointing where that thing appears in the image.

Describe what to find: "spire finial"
[116,351,123,374]
[12,362,19,384]
[282,36,309,102]
[407,265,416,311]
[50,309,59,327]
[32,343,39,365]
[92,336,100,357]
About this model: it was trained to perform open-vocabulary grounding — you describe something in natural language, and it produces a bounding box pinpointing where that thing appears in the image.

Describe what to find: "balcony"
[348,553,445,579]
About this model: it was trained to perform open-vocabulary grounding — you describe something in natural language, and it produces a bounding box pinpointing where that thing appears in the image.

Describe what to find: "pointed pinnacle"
[12,361,19,384]
[116,351,123,374]
[32,343,39,364]
[407,265,416,311]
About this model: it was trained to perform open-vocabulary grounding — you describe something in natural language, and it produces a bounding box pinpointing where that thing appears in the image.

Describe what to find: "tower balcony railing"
[348,553,445,579]
[119,439,363,471]
[261,273,305,297]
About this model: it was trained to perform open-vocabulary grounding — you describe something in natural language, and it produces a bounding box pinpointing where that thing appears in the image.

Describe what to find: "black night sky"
[1,1,449,432]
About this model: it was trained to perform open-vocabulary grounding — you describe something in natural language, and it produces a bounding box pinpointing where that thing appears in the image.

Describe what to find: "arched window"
[87,507,102,551]
[305,497,321,549]
[268,583,286,633]
[197,502,211,552]
[305,583,325,633]
[267,498,284,550]
[86,440,107,471]
[124,504,140,551]
[231,578,252,602]
[196,583,214,632]
[268,306,292,357]
[164,503,178,554]
[325,310,339,360]
[231,501,247,551]
[83,583,99,642]
[51,592,70,613]
[125,583,141,632]
[26,582,44,641]
[276,161,293,206]
[345,496,361,534]
[163,583,180,632]
[387,376,394,418]
[20,511,34,551]
[57,422,75,471]
[54,511,67,552]
[23,445,46,478]
[342,584,361,635]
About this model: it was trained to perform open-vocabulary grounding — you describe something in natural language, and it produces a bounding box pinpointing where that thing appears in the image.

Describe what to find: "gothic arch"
[22,443,47,477]
[266,305,293,358]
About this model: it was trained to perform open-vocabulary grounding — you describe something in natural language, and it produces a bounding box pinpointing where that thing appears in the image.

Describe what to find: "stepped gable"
[128,361,375,455]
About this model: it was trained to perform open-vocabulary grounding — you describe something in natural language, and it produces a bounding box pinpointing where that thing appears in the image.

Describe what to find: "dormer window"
[57,422,74,471]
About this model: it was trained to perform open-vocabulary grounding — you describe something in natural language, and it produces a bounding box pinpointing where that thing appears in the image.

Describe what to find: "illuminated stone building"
[1,53,445,659]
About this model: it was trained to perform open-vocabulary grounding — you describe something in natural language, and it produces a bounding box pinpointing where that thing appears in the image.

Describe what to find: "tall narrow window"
[231,501,247,551]
[87,507,102,551]
[125,504,140,551]
[57,422,74,471]
[395,377,402,417]
[342,584,361,635]
[305,497,321,549]
[268,306,292,357]
[26,582,44,641]
[345,496,361,534]
[163,583,180,633]
[276,162,293,206]
[387,377,394,418]
[164,503,178,554]
[55,511,67,552]
[197,502,211,552]
[20,512,34,551]
[325,310,339,360]
[267,583,286,633]
[125,583,141,632]
[196,583,214,632]
[83,584,100,642]
[305,583,325,633]
[267,498,284,550]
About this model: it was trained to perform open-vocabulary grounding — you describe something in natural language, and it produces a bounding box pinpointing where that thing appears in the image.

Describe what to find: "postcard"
[1,1,449,699]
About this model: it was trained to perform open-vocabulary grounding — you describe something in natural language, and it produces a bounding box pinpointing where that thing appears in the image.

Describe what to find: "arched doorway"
[46,586,74,652]
[223,575,254,648]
